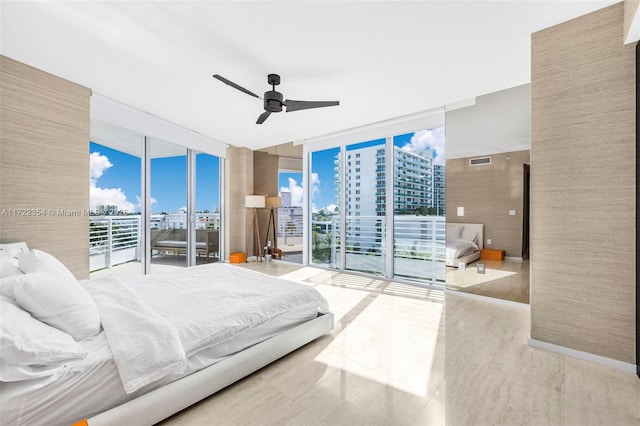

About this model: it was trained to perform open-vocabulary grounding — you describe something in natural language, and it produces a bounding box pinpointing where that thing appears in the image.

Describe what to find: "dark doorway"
[522,163,531,260]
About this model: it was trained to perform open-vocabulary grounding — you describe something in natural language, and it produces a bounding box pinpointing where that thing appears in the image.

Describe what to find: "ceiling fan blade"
[256,111,271,124]
[285,100,340,113]
[213,74,260,99]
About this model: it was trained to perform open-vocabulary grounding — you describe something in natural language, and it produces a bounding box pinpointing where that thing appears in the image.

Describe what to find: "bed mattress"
[1,263,328,426]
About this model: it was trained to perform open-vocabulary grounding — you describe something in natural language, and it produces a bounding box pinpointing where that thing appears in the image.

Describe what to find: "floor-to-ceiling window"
[305,113,446,287]
[344,139,386,276]
[278,170,303,263]
[149,138,188,271]
[195,152,221,262]
[89,120,143,278]
[89,96,225,277]
[392,128,446,285]
[310,147,341,268]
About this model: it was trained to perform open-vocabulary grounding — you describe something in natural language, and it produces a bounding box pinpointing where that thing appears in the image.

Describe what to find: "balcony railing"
[90,215,141,271]
[312,215,445,284]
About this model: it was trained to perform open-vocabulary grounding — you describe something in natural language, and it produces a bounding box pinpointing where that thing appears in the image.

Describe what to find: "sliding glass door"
[277,170,303,263]
[306,122,446,287]
[89,95,226,277]
[310,147,341,268]
[392,128,446,284]
[194,153,221,263]
[89,120,143,278]
[344,139,386,276]
[149,138,188,271]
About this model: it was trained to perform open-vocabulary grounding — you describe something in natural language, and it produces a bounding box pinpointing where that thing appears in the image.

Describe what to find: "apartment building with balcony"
[336,145,445,217]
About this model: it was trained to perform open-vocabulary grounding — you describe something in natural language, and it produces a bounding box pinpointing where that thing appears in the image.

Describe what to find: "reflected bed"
[445,223,484,267]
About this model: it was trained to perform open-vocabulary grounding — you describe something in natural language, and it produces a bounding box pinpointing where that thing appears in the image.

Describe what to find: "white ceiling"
[1,1,617,152]
[446,83,530,159]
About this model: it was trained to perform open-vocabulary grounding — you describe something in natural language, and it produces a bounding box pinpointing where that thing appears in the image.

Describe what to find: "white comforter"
[83,263,329,394]
[445,238,479,265]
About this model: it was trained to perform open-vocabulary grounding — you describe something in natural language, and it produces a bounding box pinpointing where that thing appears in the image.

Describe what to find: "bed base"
[83,312,334,426]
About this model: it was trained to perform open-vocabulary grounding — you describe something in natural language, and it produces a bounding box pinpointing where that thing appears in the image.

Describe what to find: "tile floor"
[446,259,530,304]
[161,262,640,426]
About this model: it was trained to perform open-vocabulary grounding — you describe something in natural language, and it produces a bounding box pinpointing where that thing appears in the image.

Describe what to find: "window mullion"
[385,136,394,279]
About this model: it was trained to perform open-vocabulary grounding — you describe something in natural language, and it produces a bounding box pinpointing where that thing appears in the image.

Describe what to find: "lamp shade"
[245,195,265,208]
[265,196,282,208]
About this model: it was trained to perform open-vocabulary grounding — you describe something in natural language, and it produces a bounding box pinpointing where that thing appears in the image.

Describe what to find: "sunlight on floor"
[446,266,517,288]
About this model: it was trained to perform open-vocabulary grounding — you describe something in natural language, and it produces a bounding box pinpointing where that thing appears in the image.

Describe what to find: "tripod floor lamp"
[245,195,265,261]
[264,196,282,258]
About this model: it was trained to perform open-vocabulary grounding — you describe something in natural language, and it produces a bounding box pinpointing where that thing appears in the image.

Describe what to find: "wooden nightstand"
[480,248,505,261]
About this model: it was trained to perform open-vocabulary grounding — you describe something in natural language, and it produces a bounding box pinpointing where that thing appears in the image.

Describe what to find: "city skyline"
[90,127,444,214]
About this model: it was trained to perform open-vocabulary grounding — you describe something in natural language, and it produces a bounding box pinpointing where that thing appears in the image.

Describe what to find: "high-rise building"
[281,191,292,208]
[96,204,119,215]
[278,206,303,238]
[336,145,445,216]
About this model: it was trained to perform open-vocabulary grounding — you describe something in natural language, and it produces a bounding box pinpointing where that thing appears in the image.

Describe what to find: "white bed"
[445,223,484,267]
[0,257,332,426]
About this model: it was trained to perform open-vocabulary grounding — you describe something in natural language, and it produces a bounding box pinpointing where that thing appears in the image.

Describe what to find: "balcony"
[90,215,219,277]
[90,215,141,272]
[315,215,445,284]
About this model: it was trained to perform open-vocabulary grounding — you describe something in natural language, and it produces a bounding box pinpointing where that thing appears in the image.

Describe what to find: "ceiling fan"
[213,73,340,124]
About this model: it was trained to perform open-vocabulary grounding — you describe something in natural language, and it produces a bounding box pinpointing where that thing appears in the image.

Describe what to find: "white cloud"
[90,151,113,181]
[90,186,135,213]
[279,173,319,207]
[402,127,446,163]
[311,172,319,197]
[90,152,135,213]
[322,203,338,213]
[281,177,303,206]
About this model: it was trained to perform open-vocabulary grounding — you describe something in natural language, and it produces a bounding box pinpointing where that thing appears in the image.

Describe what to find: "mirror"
[444,84,531,304]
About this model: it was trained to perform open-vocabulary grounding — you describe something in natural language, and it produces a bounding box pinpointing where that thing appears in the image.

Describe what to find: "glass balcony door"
[277,171,303,263]
[194,152,221,263]
[344,139,386,276]
[306,121,446,287]
[149,138,188,271]
[310,147,341,269]
[89,120,143,279]
[392,127,446,285]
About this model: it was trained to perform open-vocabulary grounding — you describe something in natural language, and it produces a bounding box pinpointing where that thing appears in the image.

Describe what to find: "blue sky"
[90,142,219,213]
[91,126,443,214]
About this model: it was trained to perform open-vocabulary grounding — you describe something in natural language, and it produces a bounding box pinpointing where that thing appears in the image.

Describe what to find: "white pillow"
[15,249,101,340]
[0,274,23,301]
[0,242,29,264]
[0,296,87,365]
[12,272,101,341]
[1,262,23,279]
[461,228,479,245]
[19,249,76,282]
[446,223,464,239]
[11,272,100,340]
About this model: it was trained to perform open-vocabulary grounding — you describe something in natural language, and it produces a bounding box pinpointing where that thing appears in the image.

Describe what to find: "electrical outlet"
[487,239,492,245]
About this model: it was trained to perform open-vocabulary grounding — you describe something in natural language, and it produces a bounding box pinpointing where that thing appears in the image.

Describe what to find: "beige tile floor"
[161,262,640,426]
[446,259,530,304]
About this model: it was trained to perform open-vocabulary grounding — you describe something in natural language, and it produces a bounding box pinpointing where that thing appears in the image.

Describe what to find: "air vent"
[469,156,492,166]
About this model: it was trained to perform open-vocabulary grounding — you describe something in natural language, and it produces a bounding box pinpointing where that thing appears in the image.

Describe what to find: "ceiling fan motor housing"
[264,90,284,112]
